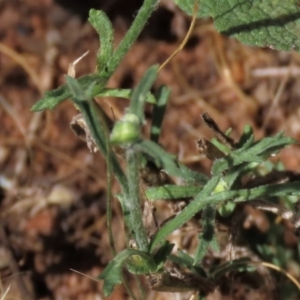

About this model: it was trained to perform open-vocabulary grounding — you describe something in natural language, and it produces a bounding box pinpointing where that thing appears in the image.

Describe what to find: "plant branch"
[125,148,149,252]
[101,0,159,79]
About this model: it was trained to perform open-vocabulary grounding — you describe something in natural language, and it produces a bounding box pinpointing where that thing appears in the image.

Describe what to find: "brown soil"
[1,0,300,299]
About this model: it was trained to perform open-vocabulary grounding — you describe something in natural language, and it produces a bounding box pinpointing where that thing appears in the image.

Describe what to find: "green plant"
[31,0,300,298]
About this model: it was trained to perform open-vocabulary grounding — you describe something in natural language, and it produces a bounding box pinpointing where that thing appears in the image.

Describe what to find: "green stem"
[101,0,160,79]
[149,181,300,252]
[125,148,149,252]
[99,112,116,256]
[89,99,128,194]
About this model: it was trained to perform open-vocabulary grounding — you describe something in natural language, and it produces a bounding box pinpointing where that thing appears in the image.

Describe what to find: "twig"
[0,284,10,300]
[252,66,300,78]
[158,0,198,72]
[262,69,289,130]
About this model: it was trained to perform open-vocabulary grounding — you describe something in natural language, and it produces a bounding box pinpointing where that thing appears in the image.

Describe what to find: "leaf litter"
[1,0,300,299]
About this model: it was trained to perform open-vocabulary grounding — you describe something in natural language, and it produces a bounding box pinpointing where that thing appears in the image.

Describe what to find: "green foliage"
[152,241,175,270]
[110,66,159,145]
[31,0,159,112]
[125,148,148,251]
[194,205,219,265]
[149,175,222,252]
[170,250,208,277]
[88,9,114,76]
[128,65,158,123]
[150,86,170,143]
[31,0,300,297]
[65,75,128,192]
[212,132,296,175]
[177,0,300,52]
[210,257,253,279]
[99,249,156,296]
[174,0,209,18]
[31,74,107,111]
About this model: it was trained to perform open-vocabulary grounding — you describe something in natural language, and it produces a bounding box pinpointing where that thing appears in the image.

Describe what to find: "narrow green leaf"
[129,65,159,123]
[232,182,300,203]
[202,0,300,52]
[65,76,86,99]
[222,163,249,189]
[88,9,114,76]
[65,78,128,194]
[145,184,202,201]
[99,249,155,296]
[212,133,296,175]
[101,0,160,78]
[150,180,300,252]
[236,124,254,148]
[150,86,170,143]
[210,257,253,280]
[149,176,221,252]
[210,137,231,155]
[138,140,180,176]
[31,74,106,111]
[194,205,218,265]
[209,181,300,206]
[177,249,194,266]
[96,88,157,104]
[170,251,207,277]
[153,241,175,270]
[209,181,300,205]
[175,163,209,185]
